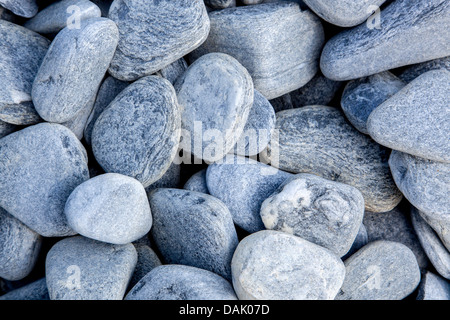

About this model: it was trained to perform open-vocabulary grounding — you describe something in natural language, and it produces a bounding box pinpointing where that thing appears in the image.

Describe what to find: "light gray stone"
[341,224,369,261]
[399,56,450,83]
[128,244,162,290]
[61,92,96,140]
[157,58,188,85]
[184,169,209,194]
[416,271,450,300]
[0,0,38,18]
[0,277,49,300]
[0,120,15,139]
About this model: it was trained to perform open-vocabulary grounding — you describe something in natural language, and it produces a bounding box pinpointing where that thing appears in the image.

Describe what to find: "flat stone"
[0,20,49,125]
[32,17,119,123]
[190,3,324,100]
[108,0,210,81]
[24,0,101,34]
[262,106,403,213]
[0,120,15,139]
[157,58,188,85]
[260,173,365,257]
[0,278,49,300]
[320,0,450,81]
[149,188,238,281]
[232,230,345,300]
[341,71,405,135]
[0,208,42,281]
[341,223,369,261]
[206,155,292,233]
[0,123,89,237]
[61,92,96,140]
[336,240,421,300]
[416,271,450,300]
[0,0,38,18]
[145,161,181,193]
[65,173,152,245]
[183,169,209,194]
[368,70,450,163]
[92,76,181,188]
[399,56,450,83]
[175,53,254,163]
[125,265,238,300]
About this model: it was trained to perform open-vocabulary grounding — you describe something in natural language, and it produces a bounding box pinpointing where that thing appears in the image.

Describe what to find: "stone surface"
[61,92,96,140]
[205,0,235,9]
[45,236,137,300]
[183,169,209,194]
[232,230,345,300]
[145,161,181,193]
[368,70,450,163]
[65,173,152,245]
[32,17,119,123]
[321,0,450,81]
[0,120,15,139]
[341,224,369,261]
[0,123,89,237]
[92,76,181,188]
[128,244,162,290]
[416,208,450,253]
[0,277,49,300]
[399,56,450,83]
[191,3,324,100]
[336,240,421,300]
[263,106,403,213]
[157,58,188,85]
[108,0,210,81]
[125,265,238,300]
[149,188,238,281]
[175,53,254,163]
[416,271,450,300]
[269,93,294,113]
[207,155,292,233]
[260,173,365,257]
[341,71,405,135]
[0,0,38,18]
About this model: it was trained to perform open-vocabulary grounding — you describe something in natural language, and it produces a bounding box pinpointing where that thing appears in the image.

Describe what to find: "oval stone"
[183,169,210,194]
[0,0,38,18]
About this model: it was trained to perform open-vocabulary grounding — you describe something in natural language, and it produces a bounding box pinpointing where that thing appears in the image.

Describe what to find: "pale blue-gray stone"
[341,224,368,261]
[416,271,450,300]
[184,169,209,194]
[61,92,96,140]
[157,58,188,85]
[0,277,49,300]
[0,0,38,18]
[145,161,181,193]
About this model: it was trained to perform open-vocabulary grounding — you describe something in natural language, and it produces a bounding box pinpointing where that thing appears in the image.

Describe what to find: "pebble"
[336,240,421,300]
[269,93,294,113]
[128,244,162,290]
[0,120,15,139]
[0,278,49,300]
[0,0,38,18]
[232,230,345,300]
[368,69,450,163]
[145,161,181,193]
[190,2,325,100]
[416,208,450,253]
[183,169,210,194]
[262,106,403,213]
[61,93,96,140]
[108,0,210,81]
[45,236,137,300]
[32,17,119,123]
[205,0,235,9]
[399,56,450,83]
[92,76,181,188]
[157,58,189,85]
[149,188,238,281]
[320,0,450,81]
[0,123,89,237]
[416,271,450,300]
[64,173,152,245]
[125,265,238,300]
[341,224,369,261]
[260,173,365,257]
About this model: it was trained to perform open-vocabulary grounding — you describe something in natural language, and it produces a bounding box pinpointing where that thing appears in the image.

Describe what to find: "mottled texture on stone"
[126,265,238,300]
[0,123,89,237]
[175,53,254,163]
[61,92,96,140]
[232,230,345,300]
[341,71,405,134]
[261,173,365,257]
[0,120,15,138]
[190,3,324,100]
[399,56,450,83]
[263,106,402,212]
[108,0,210,81]
[336,241,421,300]
[149,188,238,281]
[342,224,368,261]
[46,236,137,300]
[145,161,181,193]
[92,76,181,188]
[184,169,210,194]
[157,58,188,85]
[368,70,450,163]
[32,17,119,123]
[207,155,292,233]
[416,271,450,300]
[0,0,38,18]
[321,0,450,81]
[0,277,49,300]
[128,244,162,290]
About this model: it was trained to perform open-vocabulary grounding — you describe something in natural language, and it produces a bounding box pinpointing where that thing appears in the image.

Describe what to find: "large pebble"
[262,106,403,212]
[0,0,38,18]
[399,56,450,83]
[183,169,210,194]
[336,240,421,300]
[0,123,89,237]
[231,230,345,300]
[45,236,137,300]
[0,278,49,300]
[108,0,210,81]
[416,271,450,300]
[260,173,365,257]
[92,76,181,188]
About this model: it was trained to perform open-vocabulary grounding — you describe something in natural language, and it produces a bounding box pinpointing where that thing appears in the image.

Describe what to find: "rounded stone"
[0,120,15,139]
[416,271,450,300]
[341,223,369,261]
[0,0,38,18]
[128,244,162,290]
[0,278,49,300]
[399,56,450,83]
[183,169,210,194]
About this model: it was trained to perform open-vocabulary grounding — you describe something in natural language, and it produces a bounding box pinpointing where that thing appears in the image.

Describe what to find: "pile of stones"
[0,0,449,300]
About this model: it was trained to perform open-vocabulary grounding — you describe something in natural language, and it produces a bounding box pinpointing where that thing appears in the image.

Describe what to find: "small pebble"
[183,169,210,194]
[157,58,189,85]
[0,0,38,18]
[145,161,181,193]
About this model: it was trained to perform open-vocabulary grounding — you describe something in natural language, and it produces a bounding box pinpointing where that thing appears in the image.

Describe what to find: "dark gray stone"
[145,161,181,193]
[0,123,89,237]
[90,0,113,17]
[92,76,181,188]
[205,0,235,9]
[262,106,403,213]
[0,120,15,139]
[320,0,450,81]
[0,277,49,300]
[341,224,369,261]
[157,58,188,85]
[232,230,345,300]
[184,169,209,194]
[399,56,450,83]
[149,188,238,281]
[261,0,307,10]
[125,265,238,300]
[269,93,293,113]
[128,244,162,290]
[0,0,38,18]
[416,271,450,300]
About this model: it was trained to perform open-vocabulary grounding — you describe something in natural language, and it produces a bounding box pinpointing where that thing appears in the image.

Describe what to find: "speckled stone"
[341,224,369,261]
[336,240,421,300]
[321,0,450,81]
[399,56,450,83]
[128,244,162,290]
[190,3,324,100]
[24,0,101,34]
[0,277,49,300]
[0,120,15,139]
[183,169,209,194]
[45,236,137,300]
[232,230,345,300]
[149,188,238,281]
[368,70,450,163]
[0,123,89,237]
[125,265,238,300]
[262,106,403,213]
[92,76,181,188]
[0,0,38,18]
[416,271,450,300]
[108,0,210,81]
[157,58,188,85]
[32,17,119,123]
